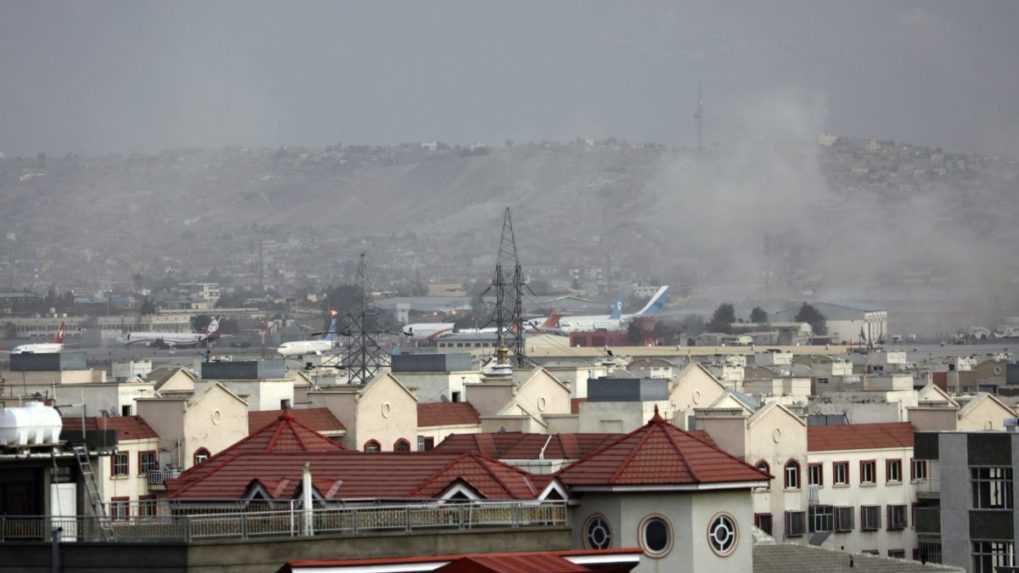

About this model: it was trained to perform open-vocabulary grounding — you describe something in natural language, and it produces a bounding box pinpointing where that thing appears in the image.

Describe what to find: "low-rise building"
[309,372,418,452]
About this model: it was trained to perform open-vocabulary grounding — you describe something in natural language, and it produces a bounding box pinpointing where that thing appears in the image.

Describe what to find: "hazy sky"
[1,1,1017,155]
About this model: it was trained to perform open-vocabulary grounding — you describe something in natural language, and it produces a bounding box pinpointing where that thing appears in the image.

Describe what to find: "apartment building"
[913,430,1019,573]
[60,416,161,519]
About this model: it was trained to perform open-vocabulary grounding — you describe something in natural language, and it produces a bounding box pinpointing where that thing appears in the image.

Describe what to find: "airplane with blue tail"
[544,286,669,334]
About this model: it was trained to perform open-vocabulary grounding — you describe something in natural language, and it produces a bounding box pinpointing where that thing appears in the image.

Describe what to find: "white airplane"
[122,318,221,348]
[550,286,670,333]
[277,311,339,357]
[11,322,65,354]
[401,322,456,341]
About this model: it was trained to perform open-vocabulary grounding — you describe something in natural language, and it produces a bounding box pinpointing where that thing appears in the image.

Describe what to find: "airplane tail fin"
[610,300,623,320]
[324,309,338,341]
[635,286,670,317]
[543,311,560,329]
[54,322,65,343]
[206,318,221,339]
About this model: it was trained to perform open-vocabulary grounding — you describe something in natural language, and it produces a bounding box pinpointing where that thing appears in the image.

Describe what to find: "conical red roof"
[557,411,769,488]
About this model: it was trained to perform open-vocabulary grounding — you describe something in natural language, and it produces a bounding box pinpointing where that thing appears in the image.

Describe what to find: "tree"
[795,303,827,336]
[750,307,769,324]
[706,303,736,333]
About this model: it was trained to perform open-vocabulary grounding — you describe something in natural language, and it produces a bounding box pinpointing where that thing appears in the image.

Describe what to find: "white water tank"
[0,401,63,446]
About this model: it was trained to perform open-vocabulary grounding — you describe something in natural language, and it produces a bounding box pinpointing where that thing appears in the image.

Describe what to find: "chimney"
[302,462,314,536]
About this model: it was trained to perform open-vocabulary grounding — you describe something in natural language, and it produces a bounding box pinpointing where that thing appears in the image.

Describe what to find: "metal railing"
[0,501,567,544]
[146,468,182,487]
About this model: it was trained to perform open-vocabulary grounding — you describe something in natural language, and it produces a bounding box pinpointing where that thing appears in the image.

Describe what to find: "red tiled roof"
[433,432,621,460]
[435,554,588,573]
[807,422,914,452]
[284,548,643,573]
[168,411,541,502]
[61,416,159,441]
[556,412,770,488]
[418,402,481,427]
[249,408,345,434]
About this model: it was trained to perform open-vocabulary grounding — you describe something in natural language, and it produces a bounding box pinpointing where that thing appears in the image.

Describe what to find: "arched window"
[755,460,770,475]
[193,448,211,466]
[784,460,800,489]
[363,440,381,453]
[393,438,411,452]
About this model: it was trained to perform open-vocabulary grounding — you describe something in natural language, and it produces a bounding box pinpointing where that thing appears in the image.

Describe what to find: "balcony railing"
[914,463,940,498]
[146,468,181,488]
[0,501,567,544]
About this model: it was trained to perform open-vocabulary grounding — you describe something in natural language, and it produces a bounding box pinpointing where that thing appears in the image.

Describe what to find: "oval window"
[584,514,612,550]
[639,515,672,558]
[381,402,392,419]
[707,512,739,557]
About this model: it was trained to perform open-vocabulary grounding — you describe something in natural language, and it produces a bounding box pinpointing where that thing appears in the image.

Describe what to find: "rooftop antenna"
[694,82,704,154]
[343,252,388,385]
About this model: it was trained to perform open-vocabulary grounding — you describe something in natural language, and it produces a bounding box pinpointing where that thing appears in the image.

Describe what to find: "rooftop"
[807,422,913,452]
[168,411,546,502]
[418,402,481,427]
[557,410,769,489]
[754,543,961,573]
[61,415,159,441]
[248,408,345,435]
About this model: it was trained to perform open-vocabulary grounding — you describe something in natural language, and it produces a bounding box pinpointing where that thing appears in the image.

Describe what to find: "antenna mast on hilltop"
[694,82,704,154]
[343,252,388,385]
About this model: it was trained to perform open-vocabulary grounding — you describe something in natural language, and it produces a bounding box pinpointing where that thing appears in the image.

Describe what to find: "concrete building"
[60,416,161,518]
[390,353,479,403]
[772,303,888,345]
[309,372,418,452]
[913,430,1019,572]
[578,376,672,434]
[668,362,729,429]
[136,382,249,471]
[464,367,572,433]
[560,411,770,573]
[199,360,294,412]
[416,401,481,450]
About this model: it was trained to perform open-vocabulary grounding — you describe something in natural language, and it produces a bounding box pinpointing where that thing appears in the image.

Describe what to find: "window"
[639,515,672,558]
[393,439,411,452]
[834,506,854,532]
[584,514,612,550]
[860,460,877,484]
[808,463,823,487]
[862,550,880,556]
[784,511,806,537]
[808,505,834,533]
[363,440,381,453]
[121,404,132,416]
[784,460,801,489]
[111,497,130,521]
[707,513,739,557]
[886,459,903,483]
[972,467,1013,509]
[973,541,1015,573]
[755,460,770,481]
[451,391,461,403]
[418,436,435,451]
[888,549,906,559]
[833,461,850,486]
[138,496,157,518]
[754,513,773,536]
[911,459,928,481]
[193,448,211,466]
[138,451,158,474]
[861,506,882,531]
[111,452,129,477]
[887,505,908,530]
[918,541,943,564]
